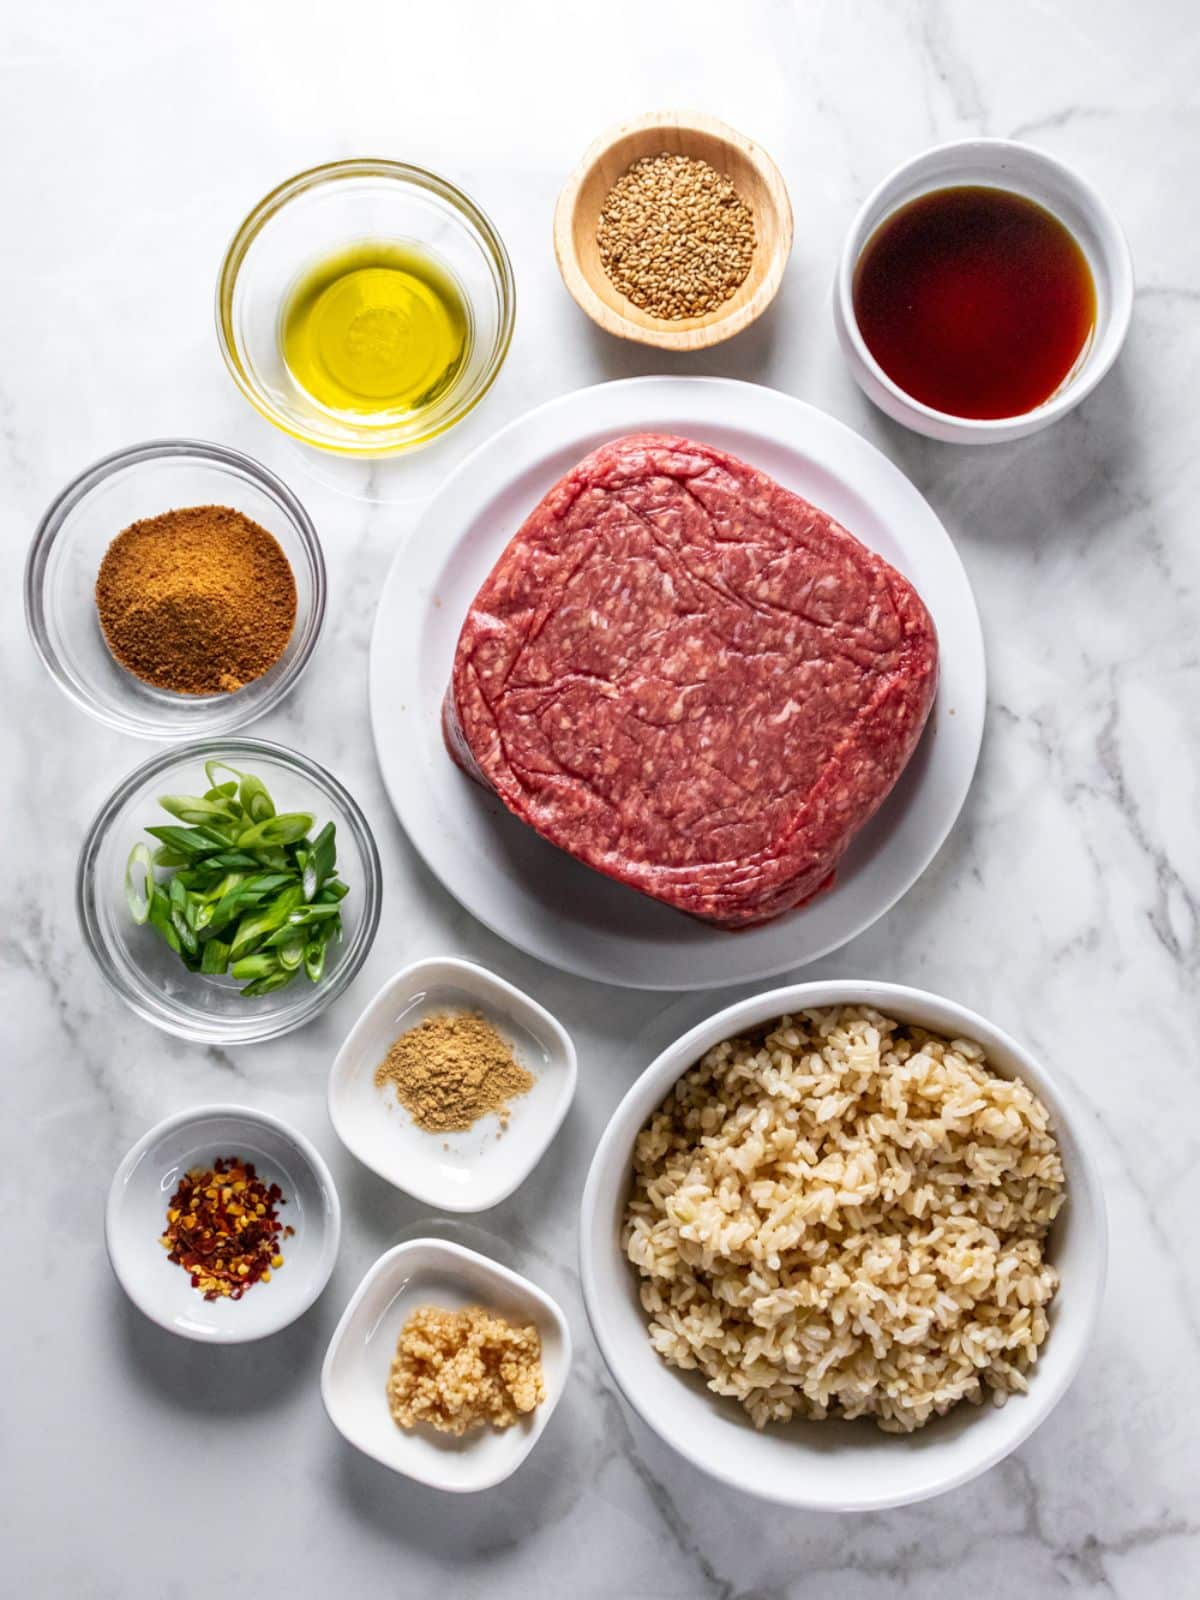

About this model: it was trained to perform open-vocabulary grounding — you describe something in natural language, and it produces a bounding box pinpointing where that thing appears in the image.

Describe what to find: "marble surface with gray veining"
[3,2,1198,1594]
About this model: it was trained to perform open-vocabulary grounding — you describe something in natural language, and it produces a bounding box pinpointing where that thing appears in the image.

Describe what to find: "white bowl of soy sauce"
[833,138,1133,444]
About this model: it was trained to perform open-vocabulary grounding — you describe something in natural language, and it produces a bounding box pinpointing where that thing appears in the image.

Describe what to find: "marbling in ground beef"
[443,433,938,928]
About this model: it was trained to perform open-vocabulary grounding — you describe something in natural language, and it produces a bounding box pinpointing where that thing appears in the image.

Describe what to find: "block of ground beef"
[442,433,938,929]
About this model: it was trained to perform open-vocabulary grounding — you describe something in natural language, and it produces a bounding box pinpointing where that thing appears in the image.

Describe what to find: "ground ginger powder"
[387,1304,545,1435]
[374,1010,534,1133]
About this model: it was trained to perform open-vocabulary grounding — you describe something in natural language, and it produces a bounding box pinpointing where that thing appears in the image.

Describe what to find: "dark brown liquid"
[852,186,1096,420]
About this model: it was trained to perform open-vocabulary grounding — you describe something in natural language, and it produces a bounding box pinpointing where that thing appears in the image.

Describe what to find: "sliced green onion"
[230,951,281,981]
[127,763,347,999]
[238,772,276,823]
[204,759,244,791]
[200,938,230,975]
[229,885,306,961]
[275,934,306,971]
[151,847,193,870]
[125,843,153,924]
[145,824,227,858]
[286,903,341,926]
[300,855,317,903]
[304,938,327,984]
[206,872,294,932]
[235,813,314,849]
[301,825,337,901]
[241,968,300,998]
[157,794,240,827]
[201,872,244,902]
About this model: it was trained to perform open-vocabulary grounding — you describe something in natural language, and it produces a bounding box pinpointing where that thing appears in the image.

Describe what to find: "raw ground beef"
[442,433,938,928]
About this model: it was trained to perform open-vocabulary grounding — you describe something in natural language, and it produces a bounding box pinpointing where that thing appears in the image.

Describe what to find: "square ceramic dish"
[320,1238,571,1491]
[327,957,576,1211]
[105,1103,341,1343]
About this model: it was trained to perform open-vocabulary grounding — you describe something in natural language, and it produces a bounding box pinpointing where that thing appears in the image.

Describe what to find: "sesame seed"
[596,152,756,321]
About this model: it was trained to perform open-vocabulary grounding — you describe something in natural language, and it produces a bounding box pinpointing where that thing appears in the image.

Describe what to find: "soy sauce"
[852,186,1096,420]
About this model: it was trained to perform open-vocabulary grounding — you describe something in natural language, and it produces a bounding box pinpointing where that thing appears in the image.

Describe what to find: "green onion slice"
[204,759,244,791]
[236,813,314,849]
[129,762,346,999]
[125,843,153,924]
[200,938,230,975]
[238,772,276,823]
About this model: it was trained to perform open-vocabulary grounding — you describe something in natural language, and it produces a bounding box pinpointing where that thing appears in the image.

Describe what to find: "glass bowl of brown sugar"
[25,438,326,738]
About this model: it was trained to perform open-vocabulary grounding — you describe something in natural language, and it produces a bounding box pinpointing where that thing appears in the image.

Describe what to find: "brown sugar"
[387,1304,545,1435]
[95,504,297,695]
[374,1010,534,1133]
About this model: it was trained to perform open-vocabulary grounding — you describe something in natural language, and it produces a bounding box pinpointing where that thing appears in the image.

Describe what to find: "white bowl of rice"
[579,981,1106,1510]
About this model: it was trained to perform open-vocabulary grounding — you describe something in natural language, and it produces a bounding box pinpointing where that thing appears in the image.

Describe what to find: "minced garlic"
[387,1304,545,1436]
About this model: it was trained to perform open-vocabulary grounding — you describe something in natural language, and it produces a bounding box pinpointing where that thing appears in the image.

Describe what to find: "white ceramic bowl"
[833,139,1133,443]
[106,1104,341,1343]
[328,957,576,1212]
[321,1238,572,1491]
[580,979,1107,1511]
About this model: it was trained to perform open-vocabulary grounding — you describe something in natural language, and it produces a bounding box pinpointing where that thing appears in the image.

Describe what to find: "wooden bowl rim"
[553,110,794,352]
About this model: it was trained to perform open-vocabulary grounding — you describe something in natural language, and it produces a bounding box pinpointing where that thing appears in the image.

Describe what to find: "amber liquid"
[852,186,1096,420]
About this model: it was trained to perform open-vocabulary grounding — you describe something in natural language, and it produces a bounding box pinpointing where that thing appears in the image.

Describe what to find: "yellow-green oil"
[280,241,471,418]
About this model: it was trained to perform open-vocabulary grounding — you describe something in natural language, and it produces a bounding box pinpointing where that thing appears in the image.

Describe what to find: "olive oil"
[281,241,471,418]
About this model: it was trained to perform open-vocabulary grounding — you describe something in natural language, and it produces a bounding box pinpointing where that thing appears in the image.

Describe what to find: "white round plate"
[369,377,985,990]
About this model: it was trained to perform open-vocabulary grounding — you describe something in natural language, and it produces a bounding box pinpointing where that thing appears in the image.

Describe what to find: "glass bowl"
[78,738,382,1044]
[25,439,326,739]
[216,159,516,456]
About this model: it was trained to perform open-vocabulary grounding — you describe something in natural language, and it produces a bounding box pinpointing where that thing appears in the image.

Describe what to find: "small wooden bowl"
[553,111,793,352]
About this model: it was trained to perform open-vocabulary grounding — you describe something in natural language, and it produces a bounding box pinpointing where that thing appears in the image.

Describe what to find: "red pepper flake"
[160,1156,289,1302]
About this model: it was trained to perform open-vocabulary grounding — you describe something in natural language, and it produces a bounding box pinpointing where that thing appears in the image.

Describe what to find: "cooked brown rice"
[623,1006,1065,1433]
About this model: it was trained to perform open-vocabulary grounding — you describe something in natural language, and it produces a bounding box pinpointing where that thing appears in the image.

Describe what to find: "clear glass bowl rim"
[24,436,328,738]
[77,735,383,1043]
[215,157,517,456]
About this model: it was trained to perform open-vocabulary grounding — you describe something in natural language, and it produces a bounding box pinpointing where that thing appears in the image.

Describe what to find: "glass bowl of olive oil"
[217,161,515,457]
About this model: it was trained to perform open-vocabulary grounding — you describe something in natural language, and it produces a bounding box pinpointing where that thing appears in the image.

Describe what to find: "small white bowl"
[581,979,1107,1511]
[321,1238,572,1491]
[833,139,1133,443]
[328,957,576,1212]
[106,1104,341,1343]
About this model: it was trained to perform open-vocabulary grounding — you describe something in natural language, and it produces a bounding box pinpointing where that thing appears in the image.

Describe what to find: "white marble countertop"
[4,1,1198,1593]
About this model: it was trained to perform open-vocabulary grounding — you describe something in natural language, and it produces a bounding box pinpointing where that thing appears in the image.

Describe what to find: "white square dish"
[327,956,576,1211]
[320,1238,571,1491]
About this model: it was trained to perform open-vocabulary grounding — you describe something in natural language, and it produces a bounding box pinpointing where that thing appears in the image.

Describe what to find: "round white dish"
[321,1238,572,1492]
[106,1103,341,1343]
[579,979,1107,1511]
[369,376,985,990]
[327,956,577,1212]
[833,139,1134,444]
